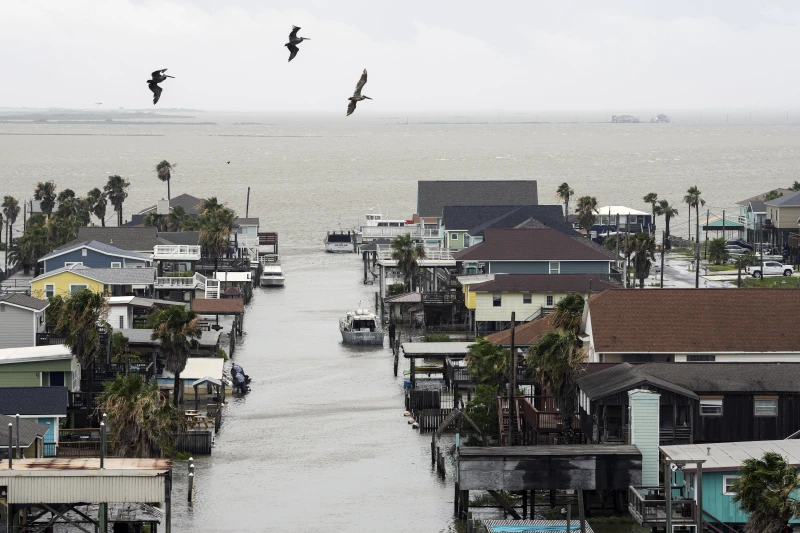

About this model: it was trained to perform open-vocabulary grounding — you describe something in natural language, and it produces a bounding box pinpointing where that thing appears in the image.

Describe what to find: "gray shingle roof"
[0,415,49,447]
[0,387,68,416]
[137,193,205,216]
[0,293,49,311]
[64,227,170,252]
[42,240,152,262]
[158,231,200,246]
[736,188,795,206]
[234,218,259,226]
[765,190,800,207]
[749,200,766,214]
[470,274,620,293]
[577,363,698,401]
[119,328,221,347]
[33,265,156,285]
[453,228,616,261]
[443,205,575,236]
[417,180,539,218]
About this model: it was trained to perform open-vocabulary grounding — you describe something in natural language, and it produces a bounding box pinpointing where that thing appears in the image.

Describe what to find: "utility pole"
[615,214,622,287]
[704,210,709,259]
[509,312,517,446]
[660,230,665,288]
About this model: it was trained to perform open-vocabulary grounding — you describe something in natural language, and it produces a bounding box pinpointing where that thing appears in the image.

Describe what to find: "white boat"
[325,231,355,253]
[260,263,285,287]
[339,309,385,345]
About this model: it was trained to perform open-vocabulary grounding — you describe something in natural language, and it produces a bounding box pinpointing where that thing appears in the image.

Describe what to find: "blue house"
[660,440,800,527]
[453,228,616,275]
[0,386,68,457]
[39,240,152,273]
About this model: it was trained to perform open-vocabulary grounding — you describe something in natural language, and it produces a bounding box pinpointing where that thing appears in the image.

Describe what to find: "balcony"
[155,272,207,290]
[376,249,455,266]
[362,226,441,240]
[153,245,201,260]
[628,486,697,528]
[232,235,260,249]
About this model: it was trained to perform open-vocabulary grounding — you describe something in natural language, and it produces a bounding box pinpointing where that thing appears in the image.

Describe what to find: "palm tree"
[390,233,427,291]
[657,199,679,249]
[149,306,202,407]
[198,201,236,272]
[8,222,48,275]
[731,452,800,533]
[55,289,109,413]
[708,237,729,265]
[792,181,800,192]
[575,196,598,235]
[631,232,656,288]
[200,197,223,214]
[465,338,511,443]
[643,193,658,233]
[549,293,585,334]
[2,196,20,273]
[143,212,167,231]
[87,188,108,226]
[526,330,585,443]
[104,175,130,226]
[165,205,195,231]
[98,374,183,458]
[683,186,705,243]
[556,183,575,222]
[34,181,57,217]
[156,160,175,201]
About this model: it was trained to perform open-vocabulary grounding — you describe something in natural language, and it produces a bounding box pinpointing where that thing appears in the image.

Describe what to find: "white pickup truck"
[746,261,794,278]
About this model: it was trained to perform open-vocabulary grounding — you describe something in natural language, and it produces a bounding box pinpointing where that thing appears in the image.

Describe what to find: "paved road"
[654,257,732,288]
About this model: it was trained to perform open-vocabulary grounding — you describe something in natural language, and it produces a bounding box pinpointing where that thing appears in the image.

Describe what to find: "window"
[722,475,740,496]
[81,248,88,257]
[72,364,81,391]
[69,284,89,295]
[545,295,554,307]
[549,262,560,274]
[64,262,83,268]
[44,284,55,298]
[754,397,778,417]
[629,215,637,224]
[110,262,122,268]
[450,233,459,241]
[492,294,502,307]
[700,398,723,416]
[687,355,715,362]
[49,371,65,387]
[119,316,124,329]
[622,354,653,363]
[523,294,532,304]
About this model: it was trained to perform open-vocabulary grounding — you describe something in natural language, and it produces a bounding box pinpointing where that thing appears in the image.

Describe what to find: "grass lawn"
[708,264,737,272]
[741,277,800,288]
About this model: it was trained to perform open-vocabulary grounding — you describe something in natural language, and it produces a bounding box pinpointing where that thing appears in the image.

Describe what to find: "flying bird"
[346,69,371,116]
[227,161,230,164]
[147,69,174,105]
[285,26,310,62]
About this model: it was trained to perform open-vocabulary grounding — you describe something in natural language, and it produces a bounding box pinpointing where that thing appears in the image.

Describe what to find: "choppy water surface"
[2,116,797,531]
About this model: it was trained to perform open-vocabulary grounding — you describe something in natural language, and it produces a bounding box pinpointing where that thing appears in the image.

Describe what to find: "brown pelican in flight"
[147,69,174,105]
[346,69,371,116]
[285,26,310,62]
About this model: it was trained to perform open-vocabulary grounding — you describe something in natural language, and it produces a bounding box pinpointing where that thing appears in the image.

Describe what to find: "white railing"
[153,245,201,259]
[154,272,207,289]
[205,279,220,299]
[231,236,260,248]
[361,227,441,239]
[377,250,455,262]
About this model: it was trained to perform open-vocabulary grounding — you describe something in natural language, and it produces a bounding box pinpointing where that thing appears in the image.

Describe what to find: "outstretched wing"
[149,82,162,105]
[289,26,300,40]
[287,44,299,62]
[352,69,368,97]
[347,99,357,116]
[151,69,167,79]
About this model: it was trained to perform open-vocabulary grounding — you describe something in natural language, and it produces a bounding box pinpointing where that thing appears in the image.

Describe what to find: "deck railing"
[377,250,455,263]
[628,486,697,526]
[517,397,563,433]
[362,227,440,239]
[153,245,201,259]
[155,272,206,289]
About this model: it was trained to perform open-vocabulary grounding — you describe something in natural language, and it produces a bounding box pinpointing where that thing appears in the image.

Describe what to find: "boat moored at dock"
[339,308,385,345]
[259,256,285,287]
[325,231,355,253]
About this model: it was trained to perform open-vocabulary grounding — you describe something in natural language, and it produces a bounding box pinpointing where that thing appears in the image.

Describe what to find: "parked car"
[746,261,794,278]
[726,239,753,251]
[725,245,748,255]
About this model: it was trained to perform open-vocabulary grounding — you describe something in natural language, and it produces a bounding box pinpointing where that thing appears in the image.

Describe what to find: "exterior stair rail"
[702,509,739,533]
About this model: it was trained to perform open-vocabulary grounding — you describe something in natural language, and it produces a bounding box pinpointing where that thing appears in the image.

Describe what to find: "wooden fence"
[174,431,213,455]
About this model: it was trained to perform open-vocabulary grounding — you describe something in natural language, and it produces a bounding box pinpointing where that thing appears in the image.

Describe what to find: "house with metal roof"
[38,240,152,273]
[453,228,616,276]
[581,288,800,363]
[416,180,539,219]
[0,386,69,453]
[577,362,800,446]
[441,205,575,251]
[0,294,49,349]
[30,264,156,299]
[0,345,79,390]
[467,274,619,332]
[0,415,50,459]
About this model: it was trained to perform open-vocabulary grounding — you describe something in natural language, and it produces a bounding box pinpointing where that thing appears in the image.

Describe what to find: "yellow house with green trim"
[30,264,156,300]
[0,344,80,390]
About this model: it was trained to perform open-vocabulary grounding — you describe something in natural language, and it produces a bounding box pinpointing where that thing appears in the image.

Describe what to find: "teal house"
[661,440,800,527]
[0,386,68,457]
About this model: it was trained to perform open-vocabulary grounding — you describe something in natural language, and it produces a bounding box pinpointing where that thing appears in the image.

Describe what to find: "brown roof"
[191,298,244,315]
[587,289,800,354]
[736,188,795,206]
[471,274,620,293]
[484,317,555,346]
[453,228,614,261]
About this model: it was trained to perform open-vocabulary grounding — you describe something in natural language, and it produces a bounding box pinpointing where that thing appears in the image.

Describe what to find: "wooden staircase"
[497,397,523,446]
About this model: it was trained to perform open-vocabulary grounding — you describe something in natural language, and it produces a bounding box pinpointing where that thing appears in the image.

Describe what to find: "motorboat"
[339,308,385,345]
[325,231,355,253]
[260,262,285,287]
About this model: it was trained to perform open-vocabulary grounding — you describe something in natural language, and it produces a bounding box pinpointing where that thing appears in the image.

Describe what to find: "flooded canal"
[170,251,647,533]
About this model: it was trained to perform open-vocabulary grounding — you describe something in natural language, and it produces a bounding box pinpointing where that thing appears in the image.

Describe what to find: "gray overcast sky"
[2,0,799,111]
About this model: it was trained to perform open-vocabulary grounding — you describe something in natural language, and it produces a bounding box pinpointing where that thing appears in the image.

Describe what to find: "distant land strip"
[0,132,165,137]
[209,134,357,138]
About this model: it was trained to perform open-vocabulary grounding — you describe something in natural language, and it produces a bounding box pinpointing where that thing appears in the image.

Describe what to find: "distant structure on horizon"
[611,115,639,123]
[650,114,670,123]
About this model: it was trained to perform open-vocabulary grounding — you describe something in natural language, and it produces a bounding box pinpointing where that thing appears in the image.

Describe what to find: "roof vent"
[707,446,711,456]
